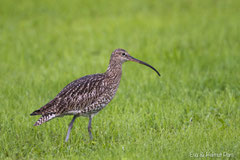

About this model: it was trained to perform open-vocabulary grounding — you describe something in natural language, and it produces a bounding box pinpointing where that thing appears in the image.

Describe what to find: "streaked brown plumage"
[30,48,160,142]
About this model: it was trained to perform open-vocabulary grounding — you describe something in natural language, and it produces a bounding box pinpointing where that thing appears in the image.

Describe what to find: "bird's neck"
[105,60,122,81]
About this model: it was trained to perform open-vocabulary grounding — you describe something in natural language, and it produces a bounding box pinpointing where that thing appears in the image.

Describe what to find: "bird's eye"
[122,53,126,56]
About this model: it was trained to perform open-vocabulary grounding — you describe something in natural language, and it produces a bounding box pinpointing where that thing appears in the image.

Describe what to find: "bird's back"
[31,73,110,117]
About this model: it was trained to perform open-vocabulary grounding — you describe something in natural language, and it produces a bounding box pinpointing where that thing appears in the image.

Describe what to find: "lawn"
[0,0,240,159]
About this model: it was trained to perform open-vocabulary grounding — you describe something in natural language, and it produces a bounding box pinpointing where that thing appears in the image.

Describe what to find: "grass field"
[0,0,240,159]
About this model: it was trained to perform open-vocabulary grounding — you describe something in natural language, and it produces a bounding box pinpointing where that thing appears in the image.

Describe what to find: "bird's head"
[110,48,160,76]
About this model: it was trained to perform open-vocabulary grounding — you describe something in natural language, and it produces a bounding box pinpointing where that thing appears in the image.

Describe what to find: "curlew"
[30,48,160,142]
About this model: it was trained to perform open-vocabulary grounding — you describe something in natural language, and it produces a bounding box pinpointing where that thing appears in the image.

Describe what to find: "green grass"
[0,0,240,159]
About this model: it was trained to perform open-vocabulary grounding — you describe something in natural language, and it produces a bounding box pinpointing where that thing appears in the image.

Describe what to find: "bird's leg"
[65,115,77,142]
[88,115,93,140]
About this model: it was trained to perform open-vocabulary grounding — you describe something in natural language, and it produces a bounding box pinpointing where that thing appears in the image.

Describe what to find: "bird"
[30,48,160,142]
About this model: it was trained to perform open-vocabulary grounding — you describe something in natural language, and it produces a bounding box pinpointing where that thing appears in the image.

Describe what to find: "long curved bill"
[128,56,160,76]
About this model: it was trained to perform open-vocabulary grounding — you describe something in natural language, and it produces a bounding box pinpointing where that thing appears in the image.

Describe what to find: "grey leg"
[65,115,77,142]
[88,115,93,140]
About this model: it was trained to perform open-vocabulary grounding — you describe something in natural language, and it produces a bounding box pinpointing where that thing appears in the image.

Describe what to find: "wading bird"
[31,48,160,142]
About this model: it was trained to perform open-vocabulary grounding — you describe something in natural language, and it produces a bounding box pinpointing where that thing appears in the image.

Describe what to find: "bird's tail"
[30,109,42,116]
[33,114,56,126]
